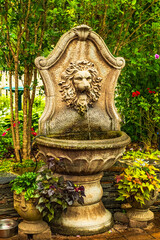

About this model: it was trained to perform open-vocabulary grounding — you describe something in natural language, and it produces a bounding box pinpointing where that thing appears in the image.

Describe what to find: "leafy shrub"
[115,53,160,147]
[0,95,45,158]
[120,149,160,164]
[10,158,85,222]
[116,85,160,147]
[10,172,38,200]
[0,94,10,113]
[0,158,45,174]
[35,167,85,222]
[116,159,160,206]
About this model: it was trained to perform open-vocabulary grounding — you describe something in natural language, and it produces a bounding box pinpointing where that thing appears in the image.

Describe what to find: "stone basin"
[36,130,130,175]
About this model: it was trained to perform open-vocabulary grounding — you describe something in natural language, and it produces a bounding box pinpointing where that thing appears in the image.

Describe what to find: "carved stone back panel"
[35,25,125,137]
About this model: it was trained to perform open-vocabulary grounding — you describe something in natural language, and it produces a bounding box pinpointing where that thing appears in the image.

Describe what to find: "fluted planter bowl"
[36,130,130,175]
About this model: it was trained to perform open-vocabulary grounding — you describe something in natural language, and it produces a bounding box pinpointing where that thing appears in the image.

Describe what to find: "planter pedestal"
[52,173,113,236]
[127,208,154,222]
[18,226,51,240]
[126,190,158,222]
[18,220,48,234]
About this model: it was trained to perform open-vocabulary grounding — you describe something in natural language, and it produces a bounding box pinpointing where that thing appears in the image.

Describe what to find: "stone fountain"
[35,25,130,236]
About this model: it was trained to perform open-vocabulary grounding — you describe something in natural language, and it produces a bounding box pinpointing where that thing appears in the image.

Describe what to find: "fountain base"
[52,173,113,236]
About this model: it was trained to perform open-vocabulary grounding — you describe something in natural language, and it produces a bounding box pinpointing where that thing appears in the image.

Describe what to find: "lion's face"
[73,70,92,92]
[59,60,102,115]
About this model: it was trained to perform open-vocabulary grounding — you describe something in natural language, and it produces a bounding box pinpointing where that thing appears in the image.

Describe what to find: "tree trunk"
[8,69,18,160]
[14,58,21,161]
[22,65,29,159]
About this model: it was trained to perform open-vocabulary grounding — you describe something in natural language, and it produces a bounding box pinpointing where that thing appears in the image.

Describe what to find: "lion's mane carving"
[59,60,102,114]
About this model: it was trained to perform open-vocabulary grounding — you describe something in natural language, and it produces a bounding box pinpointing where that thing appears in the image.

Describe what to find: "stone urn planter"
[116,159,160,223]
[127,189,159,222]
[13,192,48,234]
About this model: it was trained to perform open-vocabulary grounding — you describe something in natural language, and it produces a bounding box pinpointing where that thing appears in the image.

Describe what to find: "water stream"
[86,106,91,140]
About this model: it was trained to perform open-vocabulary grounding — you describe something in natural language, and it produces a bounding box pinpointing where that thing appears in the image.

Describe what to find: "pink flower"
[6,128,11,131]
[31,128,34,131]
[136,91,140,95]
[149,90,153,94]
[147,88,150,90]
[132,91,140,97]
[132,92,137,97]
[31,132,37,136]
[2,132,7,136]
[13,122,20,127]
[155,54,159,59]
[153,91,156,94]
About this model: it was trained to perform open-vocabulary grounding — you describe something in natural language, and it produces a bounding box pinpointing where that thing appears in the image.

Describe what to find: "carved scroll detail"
[59,60,102,115]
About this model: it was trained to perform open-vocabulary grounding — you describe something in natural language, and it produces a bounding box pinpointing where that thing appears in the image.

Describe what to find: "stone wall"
[0,172,18,218]
[101,166,123,214]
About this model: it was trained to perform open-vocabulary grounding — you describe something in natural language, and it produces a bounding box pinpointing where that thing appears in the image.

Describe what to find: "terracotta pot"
[127,189,158,221]
[14,192,48,234]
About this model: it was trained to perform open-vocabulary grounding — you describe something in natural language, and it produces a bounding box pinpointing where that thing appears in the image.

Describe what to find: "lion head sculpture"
[58,60,102,115]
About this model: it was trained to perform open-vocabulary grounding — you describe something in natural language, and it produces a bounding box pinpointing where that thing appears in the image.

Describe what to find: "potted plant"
[10,159,85,234]
[11,171,46,234]
[115,159,160,221]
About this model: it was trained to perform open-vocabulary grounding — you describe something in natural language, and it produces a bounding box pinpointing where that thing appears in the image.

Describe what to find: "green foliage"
[35,166,85,222]
[120,149,160,164]
[10,157,85,222]
[10,172,38,201]
[0,158,44,173]
[32,96,45,131]
[0,95,44,158]
[33,96,45,111]
[0,158,15,172]
[116,85,160,146]
[0,95,10,114]
[0,112,23,157]
[0,115,14,158]
[116,159,160,206]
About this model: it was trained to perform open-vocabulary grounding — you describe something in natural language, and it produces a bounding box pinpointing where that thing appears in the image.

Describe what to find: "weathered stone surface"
[0,172,17,184]
[129,219,147,228]
[35,25,126,136]
[18,227,51,240]
[127,227,144,233]
[34,24,130,236]
[35,24,130,176]
[113,224,128,231]
[33,227,51,240]
[114,212,129,224]
[144,222,155,230]
[51,173,113,236]
[127,208,154,222]
[18,230,28,240]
